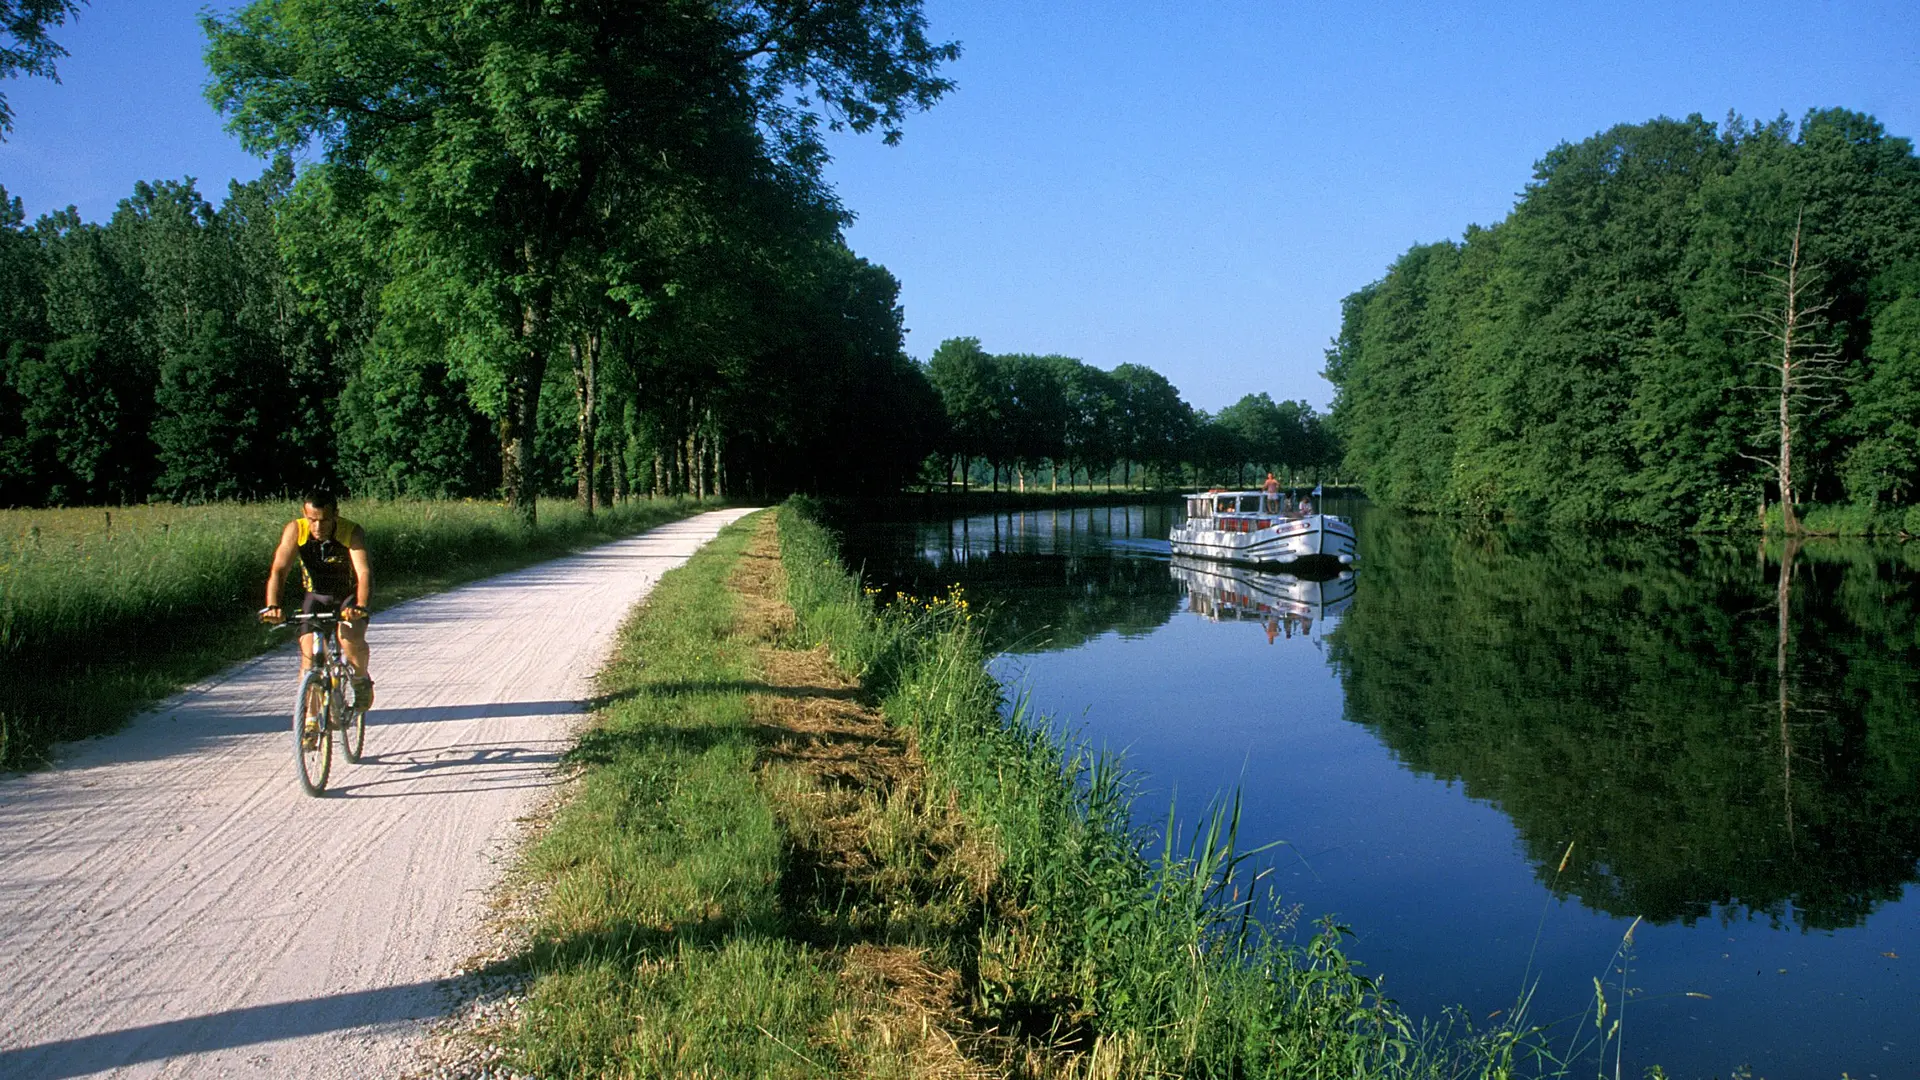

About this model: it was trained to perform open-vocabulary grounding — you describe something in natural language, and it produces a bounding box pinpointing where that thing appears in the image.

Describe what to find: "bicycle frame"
[277,611,366,794]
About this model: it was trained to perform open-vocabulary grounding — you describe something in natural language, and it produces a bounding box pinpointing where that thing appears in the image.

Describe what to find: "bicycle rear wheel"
[294,669,331,795]
[339,669,365,763]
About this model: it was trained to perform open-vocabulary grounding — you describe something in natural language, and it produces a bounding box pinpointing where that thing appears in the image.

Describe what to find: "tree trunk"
[500,346,545,529]
[572,332,599,517]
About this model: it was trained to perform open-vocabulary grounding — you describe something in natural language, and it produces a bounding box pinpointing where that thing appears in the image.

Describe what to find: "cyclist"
[261,489,374,711]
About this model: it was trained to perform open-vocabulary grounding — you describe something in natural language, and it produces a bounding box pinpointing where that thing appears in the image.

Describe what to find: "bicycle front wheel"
[293,669,331,795]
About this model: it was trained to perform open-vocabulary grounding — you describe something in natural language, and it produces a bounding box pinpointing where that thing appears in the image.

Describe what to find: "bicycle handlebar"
[266,611,359,631]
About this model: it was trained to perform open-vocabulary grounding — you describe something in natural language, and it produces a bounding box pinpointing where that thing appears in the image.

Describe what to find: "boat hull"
[1167,513,1355,567]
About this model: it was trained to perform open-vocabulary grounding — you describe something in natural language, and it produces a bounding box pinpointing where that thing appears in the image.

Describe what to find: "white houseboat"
[1168,489,1356,567]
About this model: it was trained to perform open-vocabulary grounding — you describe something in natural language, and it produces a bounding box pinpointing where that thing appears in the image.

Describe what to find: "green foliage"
[1328,110,1920,528]
[204,0,957,519]
[0,0,84,134]
[923,339,1336,493]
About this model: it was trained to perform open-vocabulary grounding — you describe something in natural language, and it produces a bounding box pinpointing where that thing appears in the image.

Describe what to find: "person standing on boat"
[1263,472,1280,515]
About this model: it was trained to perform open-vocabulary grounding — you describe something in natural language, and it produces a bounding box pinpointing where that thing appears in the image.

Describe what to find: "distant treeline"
[925,337,1339,492]
[1327,109,1920,530]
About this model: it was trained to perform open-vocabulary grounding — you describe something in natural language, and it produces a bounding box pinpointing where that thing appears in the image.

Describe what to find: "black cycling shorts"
[301,593,370,623]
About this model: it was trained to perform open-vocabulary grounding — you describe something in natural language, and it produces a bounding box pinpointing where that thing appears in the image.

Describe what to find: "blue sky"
[3,1,1916,410]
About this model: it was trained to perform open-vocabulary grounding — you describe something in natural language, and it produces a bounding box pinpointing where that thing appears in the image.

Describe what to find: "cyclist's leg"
[338,613,373,709]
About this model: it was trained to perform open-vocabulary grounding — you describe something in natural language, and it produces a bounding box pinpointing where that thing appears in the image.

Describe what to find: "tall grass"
[0,496,719,767]
[779,496,1535,1077]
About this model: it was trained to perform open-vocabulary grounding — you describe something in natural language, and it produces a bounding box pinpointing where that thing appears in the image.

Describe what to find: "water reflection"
[1331,513,1920,931]
[847,505,1185,653]
[1169,556,1355,642]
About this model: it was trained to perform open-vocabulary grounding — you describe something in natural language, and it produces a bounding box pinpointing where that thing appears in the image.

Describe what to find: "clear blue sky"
[4,0,1916,411]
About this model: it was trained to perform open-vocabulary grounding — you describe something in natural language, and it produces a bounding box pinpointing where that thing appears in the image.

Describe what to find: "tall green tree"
[1111,362,1192,487]
[205,0,956,524]
[927,336,997,490]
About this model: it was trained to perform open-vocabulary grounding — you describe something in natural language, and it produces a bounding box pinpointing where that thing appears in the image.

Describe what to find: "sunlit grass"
[0,496,721,768]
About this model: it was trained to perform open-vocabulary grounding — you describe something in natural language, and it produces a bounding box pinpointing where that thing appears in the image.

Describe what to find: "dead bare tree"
[1745,213,1846,534]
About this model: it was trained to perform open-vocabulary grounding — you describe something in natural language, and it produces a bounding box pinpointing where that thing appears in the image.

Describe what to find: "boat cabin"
[1181,490,1311,531]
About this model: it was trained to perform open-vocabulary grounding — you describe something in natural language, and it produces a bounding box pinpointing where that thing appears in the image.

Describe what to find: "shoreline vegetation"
[0,495,720,769]
[488,502,1545,1078]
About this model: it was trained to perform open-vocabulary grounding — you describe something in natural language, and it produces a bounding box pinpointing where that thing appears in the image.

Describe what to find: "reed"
[0,496,717,767]
[778,497,1536,1077]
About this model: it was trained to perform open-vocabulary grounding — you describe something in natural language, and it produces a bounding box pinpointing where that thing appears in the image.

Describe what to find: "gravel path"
[0,508,758,1079]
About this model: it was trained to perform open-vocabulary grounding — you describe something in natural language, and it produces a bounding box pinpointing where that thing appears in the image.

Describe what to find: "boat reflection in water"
[1168,555,1355,641]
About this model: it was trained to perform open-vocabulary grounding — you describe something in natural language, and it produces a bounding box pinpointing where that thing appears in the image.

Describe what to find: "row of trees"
[925,337,1339,491]
[1326,109,1920,529]
[1,1,963,515]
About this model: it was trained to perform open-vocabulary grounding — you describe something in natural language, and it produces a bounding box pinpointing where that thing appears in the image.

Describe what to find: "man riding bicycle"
[261,490,374,710]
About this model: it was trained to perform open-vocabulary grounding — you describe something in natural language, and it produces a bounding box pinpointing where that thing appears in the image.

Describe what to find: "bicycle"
[271,611,368,795]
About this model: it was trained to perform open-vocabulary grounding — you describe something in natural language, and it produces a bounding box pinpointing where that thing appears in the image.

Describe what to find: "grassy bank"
[495,501,1535,1077]
[1763,501,1920,537]
[0,496,720,768]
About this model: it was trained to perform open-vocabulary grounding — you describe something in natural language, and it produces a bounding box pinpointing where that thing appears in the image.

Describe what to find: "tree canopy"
[1326,110,1920,529]
[2,2,960,510]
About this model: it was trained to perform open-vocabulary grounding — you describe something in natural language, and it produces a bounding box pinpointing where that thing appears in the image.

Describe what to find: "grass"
[0,495,722,768]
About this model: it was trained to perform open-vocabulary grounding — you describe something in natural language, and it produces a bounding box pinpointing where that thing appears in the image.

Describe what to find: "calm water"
[838,502,1920,1080]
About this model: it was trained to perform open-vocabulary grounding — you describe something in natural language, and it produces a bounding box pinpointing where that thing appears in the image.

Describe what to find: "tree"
[1111,362,1191,487]
[1841,282,1920,508]
[927,336,997,491]
[1051,357,1120,489]
[205,0,956,524]
[0,0,84,136]
[1749,216,1845,533]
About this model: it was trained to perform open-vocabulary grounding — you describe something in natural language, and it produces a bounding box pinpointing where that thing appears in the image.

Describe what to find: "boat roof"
[1182,489,1296,499]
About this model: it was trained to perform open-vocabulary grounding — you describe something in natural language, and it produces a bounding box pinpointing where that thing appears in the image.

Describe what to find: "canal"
[838,500,1920,1079]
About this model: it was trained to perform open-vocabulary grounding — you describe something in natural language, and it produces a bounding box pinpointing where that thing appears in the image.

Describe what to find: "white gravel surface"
[0,508,758,1079]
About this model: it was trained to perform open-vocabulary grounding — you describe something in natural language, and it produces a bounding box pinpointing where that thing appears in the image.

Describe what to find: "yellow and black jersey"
[295,517,362,597]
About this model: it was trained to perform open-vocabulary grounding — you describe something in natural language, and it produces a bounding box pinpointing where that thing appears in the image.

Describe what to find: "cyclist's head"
[302,490,340,535]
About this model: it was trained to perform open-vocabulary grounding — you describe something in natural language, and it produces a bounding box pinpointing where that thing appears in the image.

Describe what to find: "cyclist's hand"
[341,604,369,624]
[259,605,285,625]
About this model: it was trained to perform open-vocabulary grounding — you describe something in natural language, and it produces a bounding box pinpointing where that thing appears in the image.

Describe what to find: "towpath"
[0,507,758,1079]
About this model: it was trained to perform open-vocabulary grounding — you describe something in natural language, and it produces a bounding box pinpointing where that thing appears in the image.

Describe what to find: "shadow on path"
[0,979,449,1080]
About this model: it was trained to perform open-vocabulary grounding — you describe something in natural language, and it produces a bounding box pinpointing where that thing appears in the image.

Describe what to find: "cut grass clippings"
[497,499,1548,1079]
[0,496,723,769]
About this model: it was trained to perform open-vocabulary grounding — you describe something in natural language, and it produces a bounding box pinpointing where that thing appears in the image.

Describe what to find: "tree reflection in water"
[1329,512,1920,930]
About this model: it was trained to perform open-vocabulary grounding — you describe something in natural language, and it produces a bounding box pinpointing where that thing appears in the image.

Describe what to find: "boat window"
[1215,497,1235,515]
[1238,495,1261,513]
